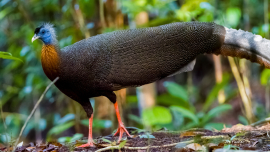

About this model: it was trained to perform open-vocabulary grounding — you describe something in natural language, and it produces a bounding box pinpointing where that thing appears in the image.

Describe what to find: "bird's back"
[58,22,225,95]
[105,22,225,90]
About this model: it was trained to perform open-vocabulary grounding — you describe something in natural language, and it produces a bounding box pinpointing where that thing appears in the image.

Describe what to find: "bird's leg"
[77,100,94,148]
[78,113,94,147]
[113,102,131,142]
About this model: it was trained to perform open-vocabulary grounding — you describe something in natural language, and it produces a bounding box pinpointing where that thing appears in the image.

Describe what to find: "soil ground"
[1,124,270,152]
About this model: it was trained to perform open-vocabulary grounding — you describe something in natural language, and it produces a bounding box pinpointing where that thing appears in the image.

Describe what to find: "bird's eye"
[42,31,45,34]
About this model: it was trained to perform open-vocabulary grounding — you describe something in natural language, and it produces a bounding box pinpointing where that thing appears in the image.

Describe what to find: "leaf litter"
[1,124,270,152]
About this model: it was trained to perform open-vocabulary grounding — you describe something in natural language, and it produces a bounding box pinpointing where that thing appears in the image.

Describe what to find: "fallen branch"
[95,140,194,152]
[12,77,59,152]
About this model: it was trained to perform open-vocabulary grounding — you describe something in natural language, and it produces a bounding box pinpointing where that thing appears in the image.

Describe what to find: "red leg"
[113,102,131,142]
[78,113,95,147]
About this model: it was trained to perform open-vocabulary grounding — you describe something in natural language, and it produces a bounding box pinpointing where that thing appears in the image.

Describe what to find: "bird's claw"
[78,142,95,148]
[114,123,131,142]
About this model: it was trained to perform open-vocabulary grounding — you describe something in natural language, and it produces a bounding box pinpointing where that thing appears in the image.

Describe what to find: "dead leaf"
[137,150,147,152]
[218,143,225,147]
[206,143,217,147]
[48,141,62,147]
[37,145,46,150]
[111,141,117,146]
[17,141,23,147]
[257,124,270,130]
[180,131,196,138]
[186,143,203,151]
[221,124,254,133]
[26,146,35,151]
[209,145,224,151]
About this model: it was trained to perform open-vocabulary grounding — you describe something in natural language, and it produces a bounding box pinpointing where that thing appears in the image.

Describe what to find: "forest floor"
[2,124,270,152]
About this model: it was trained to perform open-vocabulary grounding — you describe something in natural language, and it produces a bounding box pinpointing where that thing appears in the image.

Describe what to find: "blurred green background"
[1,0,270,145]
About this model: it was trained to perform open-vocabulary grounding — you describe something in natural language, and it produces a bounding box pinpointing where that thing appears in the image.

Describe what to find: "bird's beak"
[31,34,40,43]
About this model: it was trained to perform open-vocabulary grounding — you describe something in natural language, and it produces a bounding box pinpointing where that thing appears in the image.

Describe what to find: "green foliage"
[23,118,47,137]
[142,106,172,126]
[47,121,75,140]
[170,106,198,124]
[58,133,83,143]
[121,0,177,18]
[157,94,191,109]
[163,81,189,102]
[118,140,127,149]
[204,123,224,130]
[225,7,241,28]
[128,114,143,125]
[126,95,138,103]
[238,116,249,125]
[160,73,233,130]
[0,51,22,62]
[201,104,232,124]
[203,73,231,111]
[223,144,239,150]
[170,104,232,130]
[261,69,270,85]
[139,73,233,130]
[176,0,210,21]
[100,138,112,143]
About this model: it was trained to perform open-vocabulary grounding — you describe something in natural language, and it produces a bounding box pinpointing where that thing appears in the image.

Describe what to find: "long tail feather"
[215,27,270,68]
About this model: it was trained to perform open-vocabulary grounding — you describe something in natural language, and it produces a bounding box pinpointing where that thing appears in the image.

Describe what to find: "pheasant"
[32,22,270,147]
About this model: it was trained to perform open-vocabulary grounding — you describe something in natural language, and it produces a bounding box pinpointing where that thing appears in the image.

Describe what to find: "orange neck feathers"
[41,44,60,80]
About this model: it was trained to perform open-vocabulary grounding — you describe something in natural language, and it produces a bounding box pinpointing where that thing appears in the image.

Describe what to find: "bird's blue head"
[32,23,56,45]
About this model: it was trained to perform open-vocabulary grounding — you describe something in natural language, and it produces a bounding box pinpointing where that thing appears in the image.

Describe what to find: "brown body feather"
[41,45,60,80]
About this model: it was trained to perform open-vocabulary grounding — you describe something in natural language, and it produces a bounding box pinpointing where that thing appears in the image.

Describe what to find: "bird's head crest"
[32,23,57,45]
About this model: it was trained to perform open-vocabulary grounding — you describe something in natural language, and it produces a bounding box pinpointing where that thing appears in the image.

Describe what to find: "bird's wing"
[167,59,196,77]
[59,22,224,91]
[99,22,224,89]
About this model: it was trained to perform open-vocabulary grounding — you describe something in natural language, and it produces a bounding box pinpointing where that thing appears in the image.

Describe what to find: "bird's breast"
[41,44,60,80]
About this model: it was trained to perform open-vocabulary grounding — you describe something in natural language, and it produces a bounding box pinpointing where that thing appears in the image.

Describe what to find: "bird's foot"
[78,141,95,148]
[114,123,131,142]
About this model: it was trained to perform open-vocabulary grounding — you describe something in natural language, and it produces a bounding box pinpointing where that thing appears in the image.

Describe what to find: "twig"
[201,135,229,139]
[265,84,270,113]
[228,57,255,123]
[12,77,59,152]
[95,140,194,152]
[250,117,270,127]
[99,0,106,28]
[0,98,9,148]
[0,100,7,129]
[71,0,90,38]
[213,55,225,104]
